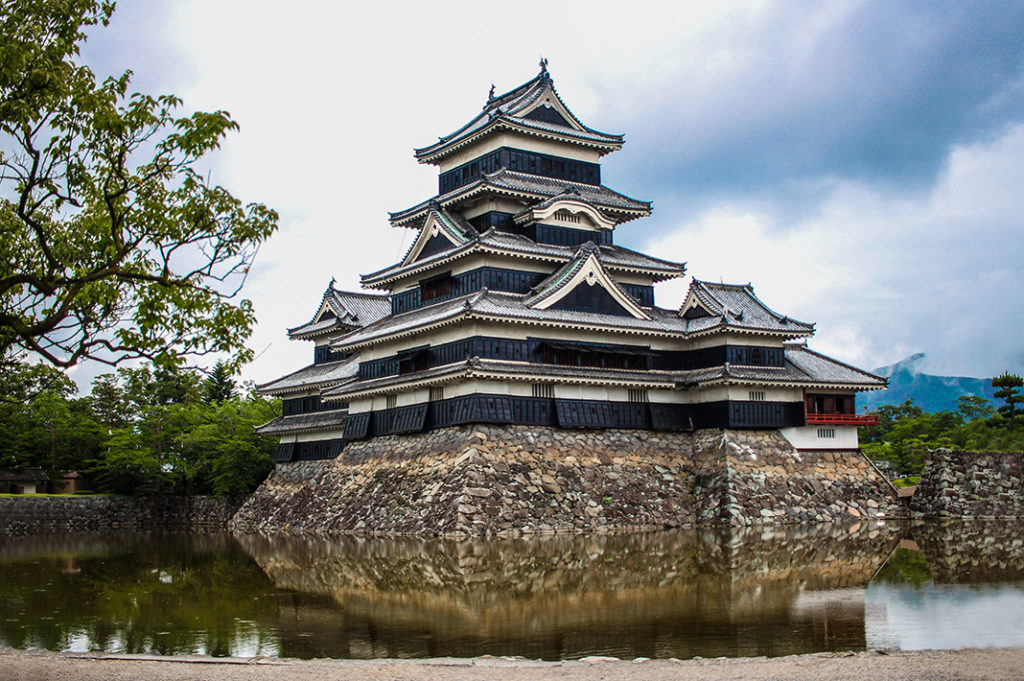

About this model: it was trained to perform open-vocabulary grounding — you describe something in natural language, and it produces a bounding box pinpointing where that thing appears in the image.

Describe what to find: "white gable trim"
[532,252,650,320]
[680,287,718,318]
[521,198,617,231]
[401,212,467,266]
[518,83,587,132]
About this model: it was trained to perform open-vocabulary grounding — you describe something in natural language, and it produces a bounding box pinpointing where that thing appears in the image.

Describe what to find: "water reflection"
[867,521,1024,651]
[0,522,1022,660]
[0,532,280,657]
[236,524,899,660]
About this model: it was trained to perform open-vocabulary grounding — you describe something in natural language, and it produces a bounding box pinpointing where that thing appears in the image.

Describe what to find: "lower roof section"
[255,410,348,437]
[257,357,360,396]
[323,344,884,401]
[344,394,807,440]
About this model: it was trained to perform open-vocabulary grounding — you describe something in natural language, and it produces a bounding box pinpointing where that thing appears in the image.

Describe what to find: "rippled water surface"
[0,522,1021,660]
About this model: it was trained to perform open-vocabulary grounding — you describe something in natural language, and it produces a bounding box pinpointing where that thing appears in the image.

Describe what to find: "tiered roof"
[325,342,884,402]
[413,61,624,164]
[679,344,885,391]
[523,242,651,319]
[362,229,684,288]
[257,355,360,396]
[288,286,390,339]
[679,280,814,337]
[389,169,651,228]
[259,64,882,443]
[334,280,813,352]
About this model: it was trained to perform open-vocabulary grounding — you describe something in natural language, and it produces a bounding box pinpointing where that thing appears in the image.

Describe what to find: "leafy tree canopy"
[0,357,278,495]
[863,388,1024,476]
[0,0,278,372]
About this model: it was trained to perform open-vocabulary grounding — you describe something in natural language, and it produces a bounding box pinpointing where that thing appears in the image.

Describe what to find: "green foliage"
[874,547,933,586]
[992,372,1024,426]
[202,361,237,404]
[0,0,278,371]
[863,385,1024,475]
[0,358,278,496]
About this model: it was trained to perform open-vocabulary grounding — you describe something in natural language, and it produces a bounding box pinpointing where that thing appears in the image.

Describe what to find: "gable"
[523,105,572,128]
[529,249,650,320]
[401,211,470,265]
[521,198,617,231]
[549,281,633,316]
[680,285,721,319]
[414,232,459,262]
[517,82,588,133]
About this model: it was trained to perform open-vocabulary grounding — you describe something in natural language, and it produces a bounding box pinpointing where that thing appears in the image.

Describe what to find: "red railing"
[805,413,879,426]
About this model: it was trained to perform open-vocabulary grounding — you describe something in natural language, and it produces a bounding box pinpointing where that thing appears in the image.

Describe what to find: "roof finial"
[539,56,549,75]
[329,276,336,288]
[488,83,495,100]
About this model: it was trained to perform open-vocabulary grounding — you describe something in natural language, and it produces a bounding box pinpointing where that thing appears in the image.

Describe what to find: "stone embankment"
[230,424,898,536]
[910,449,1024,518]
[0,495,241,536]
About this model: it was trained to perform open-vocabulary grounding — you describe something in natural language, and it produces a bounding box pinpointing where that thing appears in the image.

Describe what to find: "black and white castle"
[255,63,884,475]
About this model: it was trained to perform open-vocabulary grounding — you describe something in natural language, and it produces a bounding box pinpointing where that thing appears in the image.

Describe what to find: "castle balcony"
[805,412,878,426]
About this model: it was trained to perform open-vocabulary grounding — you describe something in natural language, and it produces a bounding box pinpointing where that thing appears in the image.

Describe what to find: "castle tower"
[240,64,893,535]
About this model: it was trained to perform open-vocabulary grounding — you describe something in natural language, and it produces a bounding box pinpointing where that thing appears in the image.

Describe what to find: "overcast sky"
[73,0,1024,389]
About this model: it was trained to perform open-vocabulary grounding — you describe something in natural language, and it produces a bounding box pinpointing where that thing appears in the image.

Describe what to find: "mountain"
[858,353,996,413]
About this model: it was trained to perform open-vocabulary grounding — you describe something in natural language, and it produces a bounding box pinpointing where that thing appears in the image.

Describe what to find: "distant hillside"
[859,353,996,413]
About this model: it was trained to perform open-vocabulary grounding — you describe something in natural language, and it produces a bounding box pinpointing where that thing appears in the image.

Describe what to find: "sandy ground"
[4,648,1024,681]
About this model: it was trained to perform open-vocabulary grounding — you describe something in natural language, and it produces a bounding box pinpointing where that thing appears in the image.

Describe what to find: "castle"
[235,63,894,535]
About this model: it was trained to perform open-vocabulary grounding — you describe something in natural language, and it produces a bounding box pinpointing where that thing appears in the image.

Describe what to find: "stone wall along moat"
[229,424,899,536]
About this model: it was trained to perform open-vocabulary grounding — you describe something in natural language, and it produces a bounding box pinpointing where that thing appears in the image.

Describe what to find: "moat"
[1,522,1022,660]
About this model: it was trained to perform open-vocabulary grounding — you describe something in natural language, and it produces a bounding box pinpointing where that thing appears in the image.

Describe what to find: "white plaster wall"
[348,398,372,414]
[683,385,803,403]
[437,131,602,171]
[279,429,347,444]
[780,425,860,450]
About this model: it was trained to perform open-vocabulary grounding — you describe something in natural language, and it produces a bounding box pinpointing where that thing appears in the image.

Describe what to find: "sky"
[72,0,1024,389]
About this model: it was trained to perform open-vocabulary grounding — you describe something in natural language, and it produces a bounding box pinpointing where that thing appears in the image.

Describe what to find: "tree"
[992,372,1023,427]
[0,1,277,372]
[955,394,995,423]
[202,361,237,404]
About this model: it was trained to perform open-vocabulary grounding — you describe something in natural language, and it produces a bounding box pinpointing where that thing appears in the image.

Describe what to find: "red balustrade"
[805,413,879,426]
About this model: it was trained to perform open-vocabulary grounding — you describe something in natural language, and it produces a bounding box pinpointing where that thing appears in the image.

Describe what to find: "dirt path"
[5,648,1024,681]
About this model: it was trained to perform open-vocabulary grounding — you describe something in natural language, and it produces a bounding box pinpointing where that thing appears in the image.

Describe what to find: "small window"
[421,272,454,302]
[429,386,444,402]
[628,389,649,403]
[749,391,766,402]
[532,384,555,399]
[386,395,397,410]
[817,428,836,439]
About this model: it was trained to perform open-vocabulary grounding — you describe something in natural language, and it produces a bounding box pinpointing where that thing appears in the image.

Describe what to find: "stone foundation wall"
[0,496,242,536]
[230,425,899,536]
[909,449,1024,518]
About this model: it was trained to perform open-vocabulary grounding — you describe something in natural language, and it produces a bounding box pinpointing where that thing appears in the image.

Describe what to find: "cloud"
[62,0,1024,390]
[602,0,1024,219]
[645,121,1024,378]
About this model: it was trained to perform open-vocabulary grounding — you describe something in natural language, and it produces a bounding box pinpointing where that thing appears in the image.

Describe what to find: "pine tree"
[992,372,1024,427]
[203,362,237,404]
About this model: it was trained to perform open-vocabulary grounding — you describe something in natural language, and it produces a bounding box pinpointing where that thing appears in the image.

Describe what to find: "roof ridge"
[789,344,887,383]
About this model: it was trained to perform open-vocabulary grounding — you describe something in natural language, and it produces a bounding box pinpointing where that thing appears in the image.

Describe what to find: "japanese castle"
[257,62,884,463]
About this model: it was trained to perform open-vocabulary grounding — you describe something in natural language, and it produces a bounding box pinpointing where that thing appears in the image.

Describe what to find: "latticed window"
[532,383,555,399]
[749,391,766,402]
[628,389,649,403]
[817,428,836,438]
[386,395,397,410]
[429,386,444,402]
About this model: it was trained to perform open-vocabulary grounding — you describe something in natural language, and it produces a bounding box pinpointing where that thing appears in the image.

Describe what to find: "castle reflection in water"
[1,521,1022,660]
